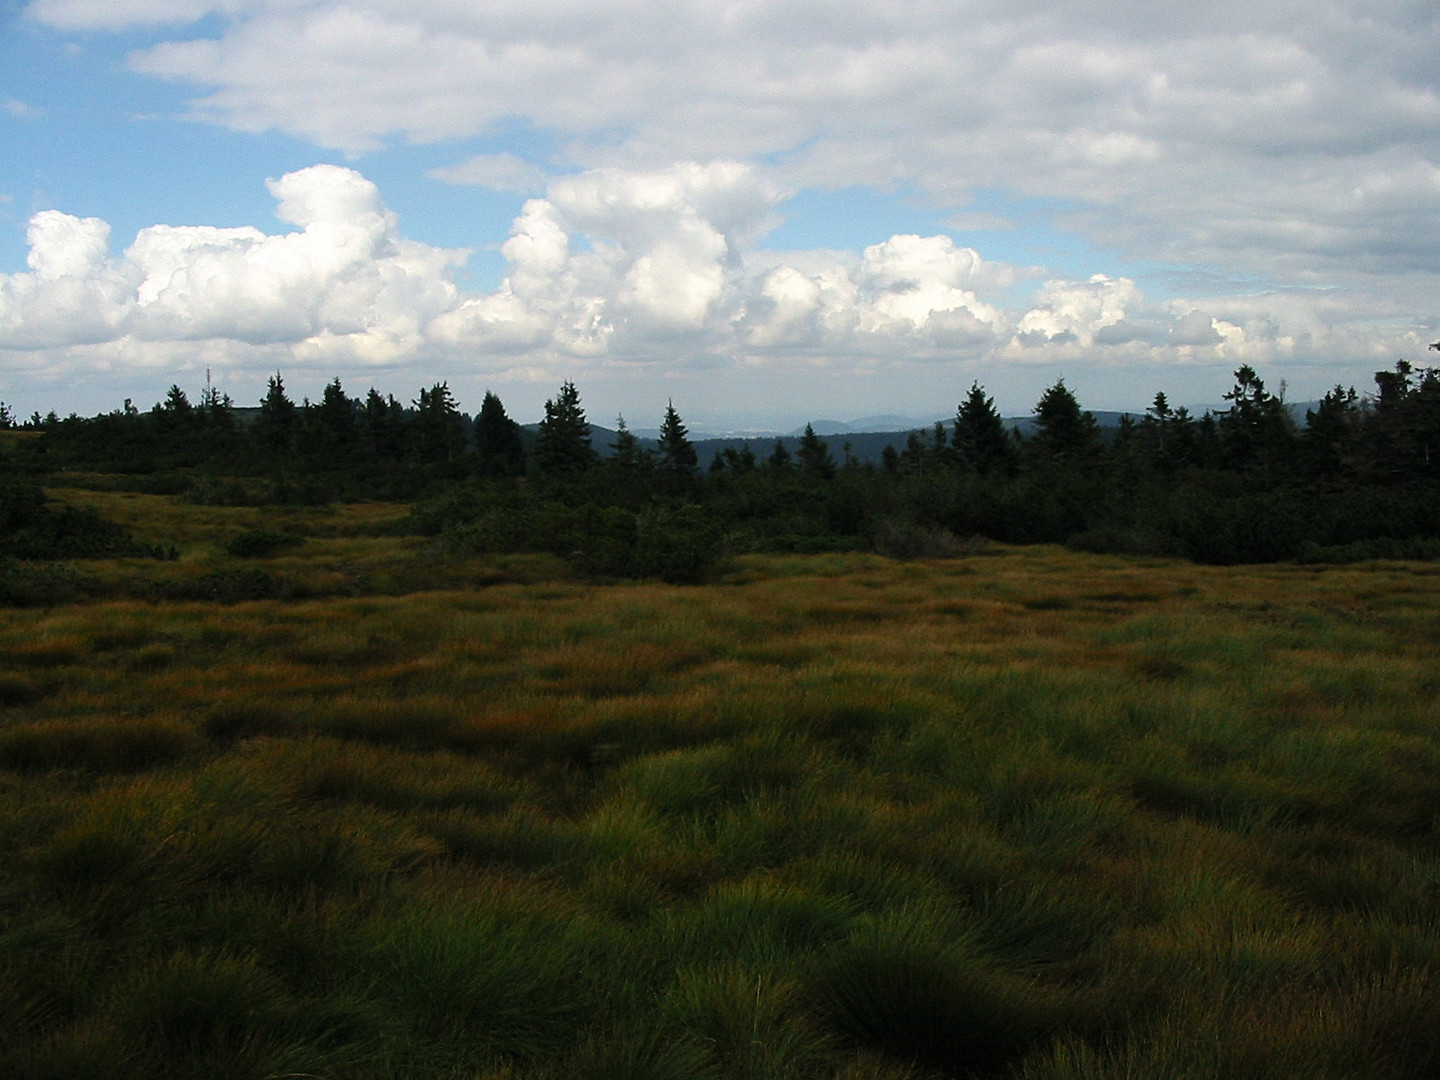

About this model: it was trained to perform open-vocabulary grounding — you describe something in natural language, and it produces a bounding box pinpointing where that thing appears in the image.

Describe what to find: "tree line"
[4,358,1440,578]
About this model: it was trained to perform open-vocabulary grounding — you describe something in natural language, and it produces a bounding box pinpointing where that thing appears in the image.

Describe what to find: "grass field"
[3,485,1440,1078]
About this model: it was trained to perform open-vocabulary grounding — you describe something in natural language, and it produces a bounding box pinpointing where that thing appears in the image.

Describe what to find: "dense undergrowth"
[3,483,1440,1078]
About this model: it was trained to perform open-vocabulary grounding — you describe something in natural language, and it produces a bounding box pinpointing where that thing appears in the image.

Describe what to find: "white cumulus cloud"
[2,161,1433,419]
[21,0,1429,297]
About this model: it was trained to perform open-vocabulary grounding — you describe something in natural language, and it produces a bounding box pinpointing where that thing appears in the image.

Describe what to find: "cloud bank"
[2,162,1428,418]
[24,0,1440,295]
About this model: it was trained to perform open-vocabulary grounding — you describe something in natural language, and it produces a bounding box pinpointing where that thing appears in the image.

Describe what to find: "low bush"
[0,558,90,606]
[0,479,168,560]
[153,568,282,603]
[1295,536,1440,564]
[223,529,304,558]
[868,518,963,560]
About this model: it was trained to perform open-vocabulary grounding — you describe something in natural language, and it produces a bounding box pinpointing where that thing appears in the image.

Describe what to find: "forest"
[4,358,1440,592]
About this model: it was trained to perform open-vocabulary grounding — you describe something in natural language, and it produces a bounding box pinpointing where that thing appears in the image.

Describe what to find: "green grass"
[3,485,1440,1076]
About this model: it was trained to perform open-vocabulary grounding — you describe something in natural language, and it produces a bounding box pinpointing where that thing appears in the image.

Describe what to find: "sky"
[2,0,1438,433]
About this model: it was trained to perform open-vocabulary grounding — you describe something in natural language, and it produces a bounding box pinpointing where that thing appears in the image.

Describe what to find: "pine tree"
[953,382,1013,474]
[410,382,468,465]
[797,423,836,480]
[198,379,235,435]
[1363,361,1440,482]
[255,372,297,452]
[475,391,526,476]
[1218,365,1294,475]
[657,400,698,480]
[536,380,596,474]
[361,388,405,458]
[162,384,192,415]
[1031,380,1098,463]
[313,377,357,456]
[1303,384,1360,480]
[608,415,649,471]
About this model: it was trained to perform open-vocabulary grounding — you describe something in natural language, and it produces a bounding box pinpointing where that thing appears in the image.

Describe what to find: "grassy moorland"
[3,485,1440,1079]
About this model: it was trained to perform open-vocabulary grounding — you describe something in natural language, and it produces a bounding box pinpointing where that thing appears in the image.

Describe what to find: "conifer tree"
[361,388,405,458]
[1363,360,1440,482]
[255,372,297,452]
[657,400,698,480]
[1218,364,1294,475]
[953,382,1013,474]
[475,391,526,476]
[411,382,468,465]
[314,377,357,455]
[1031,380,1098,463]
[162,384,193,415]
[608,415,649,471]
[797,423,836,480]
[536,380,595,474]
[1303,384,1360,480]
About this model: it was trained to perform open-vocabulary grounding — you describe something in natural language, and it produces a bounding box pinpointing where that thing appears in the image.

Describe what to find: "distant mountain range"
[227,399,1326,466]
[612,402,1327,467]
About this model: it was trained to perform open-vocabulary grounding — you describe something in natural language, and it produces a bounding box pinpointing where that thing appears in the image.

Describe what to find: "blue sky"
[2,0,1438,432]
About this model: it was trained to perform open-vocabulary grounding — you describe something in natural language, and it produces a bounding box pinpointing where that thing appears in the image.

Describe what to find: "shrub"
[0,561,92,606]
[0,480,160,560]
[625,503,725,584]
[868,518,963,560]
[223,529,304,558]
[1295,536,1440,564]
[1066,527,1187,558]
[154,568,281,603]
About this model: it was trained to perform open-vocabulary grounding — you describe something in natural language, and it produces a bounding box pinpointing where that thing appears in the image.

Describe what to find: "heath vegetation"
[2,364,1440,1077]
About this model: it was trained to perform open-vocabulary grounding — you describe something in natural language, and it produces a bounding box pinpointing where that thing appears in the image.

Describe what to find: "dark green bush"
[1295,536,1440,564]
[0,558,89,606]
[224,529,303,558]
[153,569,281,603]
[868,518,962,559]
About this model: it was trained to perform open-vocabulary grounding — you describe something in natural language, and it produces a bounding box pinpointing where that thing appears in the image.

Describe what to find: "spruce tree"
[410,382,467,465]
[255,372,297,452]
[657,400,698,480]
[953,382,1013,474]
[536,380,595,474]
[797,423,836,480]
[315,377,357,454]
[475,391,526,476]
[361,388,405,458]
[1218,365,1294,475]
[1031,380,1098,463]
[608,415,649,471]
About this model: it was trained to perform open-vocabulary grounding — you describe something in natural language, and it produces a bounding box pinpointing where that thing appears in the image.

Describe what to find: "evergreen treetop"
[537,380,595,473]
[657,400,698,479]
[953,382,1013,474]
[475,391,526,477]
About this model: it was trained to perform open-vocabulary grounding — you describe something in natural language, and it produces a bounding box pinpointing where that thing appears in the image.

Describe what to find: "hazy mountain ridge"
[531,402,1329,467]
